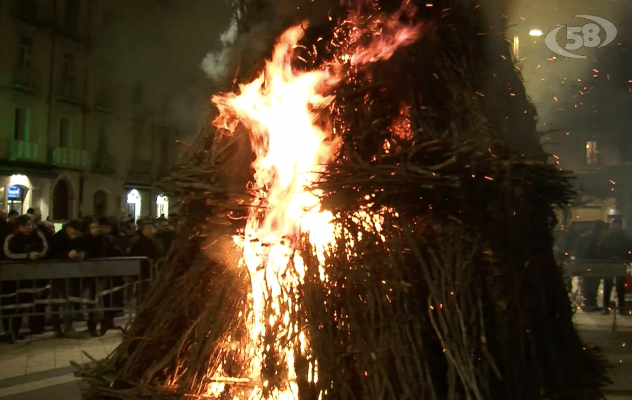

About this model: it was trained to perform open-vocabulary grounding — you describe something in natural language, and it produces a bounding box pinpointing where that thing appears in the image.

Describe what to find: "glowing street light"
[529,29,543,37]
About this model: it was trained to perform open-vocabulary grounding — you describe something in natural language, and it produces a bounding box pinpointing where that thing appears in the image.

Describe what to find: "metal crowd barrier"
[0,257,154,339]
[565,260,630,332]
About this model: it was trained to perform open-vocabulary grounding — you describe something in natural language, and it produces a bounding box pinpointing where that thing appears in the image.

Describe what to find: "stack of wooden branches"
[77,0,609,399]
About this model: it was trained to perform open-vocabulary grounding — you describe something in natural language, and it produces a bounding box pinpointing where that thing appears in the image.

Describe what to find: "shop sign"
[7,186,21,199]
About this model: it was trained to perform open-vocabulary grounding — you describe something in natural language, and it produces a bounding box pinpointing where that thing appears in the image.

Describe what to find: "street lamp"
[529,29,543,37]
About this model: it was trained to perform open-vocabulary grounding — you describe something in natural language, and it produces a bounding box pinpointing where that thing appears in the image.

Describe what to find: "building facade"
[0,0,184,221]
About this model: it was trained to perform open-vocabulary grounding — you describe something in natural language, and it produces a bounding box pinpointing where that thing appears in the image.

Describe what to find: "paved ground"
[0,331,120,379]
[576,313,632,396]
[0,319,123,400]
[0,313,630,399]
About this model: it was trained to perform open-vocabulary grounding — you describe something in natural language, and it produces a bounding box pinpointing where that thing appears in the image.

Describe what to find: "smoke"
[505,0,632,134]
[200,18,238,83]
[200,0,339,84]
[220,17,239,46]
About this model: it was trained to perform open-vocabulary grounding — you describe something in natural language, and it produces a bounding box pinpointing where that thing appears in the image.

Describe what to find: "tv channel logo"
[544,15,617,59]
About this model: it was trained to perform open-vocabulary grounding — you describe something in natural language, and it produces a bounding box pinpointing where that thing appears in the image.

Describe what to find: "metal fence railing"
[0,257,154,341]
[564,260,631,332]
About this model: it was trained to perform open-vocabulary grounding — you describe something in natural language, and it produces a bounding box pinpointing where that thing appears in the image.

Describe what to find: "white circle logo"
[544,15,618,59]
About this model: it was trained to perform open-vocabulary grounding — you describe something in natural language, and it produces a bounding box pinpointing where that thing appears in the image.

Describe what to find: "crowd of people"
[555,216,632,315]
[0,208,175,261]
[0,207,176,342]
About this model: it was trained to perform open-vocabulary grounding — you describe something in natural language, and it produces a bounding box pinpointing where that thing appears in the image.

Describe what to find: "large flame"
[210,10,421,400]
[212,25,337,399]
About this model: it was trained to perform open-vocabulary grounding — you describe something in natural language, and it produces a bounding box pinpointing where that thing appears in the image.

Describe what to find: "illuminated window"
[156,195,169,218]
[586,141,598,166]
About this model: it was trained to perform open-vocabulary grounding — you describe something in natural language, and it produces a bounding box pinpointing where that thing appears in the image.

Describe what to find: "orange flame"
[210,10,421,399]
[212,23,336,399]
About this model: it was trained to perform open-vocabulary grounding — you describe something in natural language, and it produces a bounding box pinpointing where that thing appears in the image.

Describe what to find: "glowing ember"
[210,9,421,399]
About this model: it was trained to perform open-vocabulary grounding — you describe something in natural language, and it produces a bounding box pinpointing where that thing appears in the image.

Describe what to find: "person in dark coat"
[0,211,17,341]
[0,209,10,236]
[122,218,138,254]
[78,218,114,335]
[6,210,19,226]
[155,217,174,255]
[129,220,163,262]
[28,209,53,332]
[48,220,83,260]
[3,215,48,260]
[575,221,607,312]
[80,218,111,259]
[129,220,163,303]
[601,216,632,316]
[2,215,48,337]
[48,220,83,336]
[0,210,13,260]
[99,217,126,324]
[100,217,125,256]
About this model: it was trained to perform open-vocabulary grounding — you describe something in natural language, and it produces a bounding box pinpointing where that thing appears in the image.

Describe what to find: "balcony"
[11,70,40,94]
[52,148,88,169]
[94,93,113,114]
[3,139,47,164]
[128,159,153,181]
[93,153,116,174]
[56,83,80,105]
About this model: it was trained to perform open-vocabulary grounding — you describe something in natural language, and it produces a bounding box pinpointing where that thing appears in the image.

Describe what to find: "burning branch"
[77,0,608,399]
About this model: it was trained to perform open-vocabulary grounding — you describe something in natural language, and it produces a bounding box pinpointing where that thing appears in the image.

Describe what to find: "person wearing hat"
[129,219,163,261]
[601,216,632,315]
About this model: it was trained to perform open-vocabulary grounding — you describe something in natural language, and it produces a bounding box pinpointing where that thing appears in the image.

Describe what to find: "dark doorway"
[93,190,108,218]
[52,180,70,220]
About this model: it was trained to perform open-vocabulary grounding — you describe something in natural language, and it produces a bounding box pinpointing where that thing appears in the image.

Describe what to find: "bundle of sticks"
[78,0,609,399]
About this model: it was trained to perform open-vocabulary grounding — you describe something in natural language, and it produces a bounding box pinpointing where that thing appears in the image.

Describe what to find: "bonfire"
[79,0,608,399]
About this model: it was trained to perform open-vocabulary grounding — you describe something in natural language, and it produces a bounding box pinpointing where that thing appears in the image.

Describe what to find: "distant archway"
[52,179,71,220]
[93,190,108,218]
[126,189,142,222]
[156,195,169,218]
